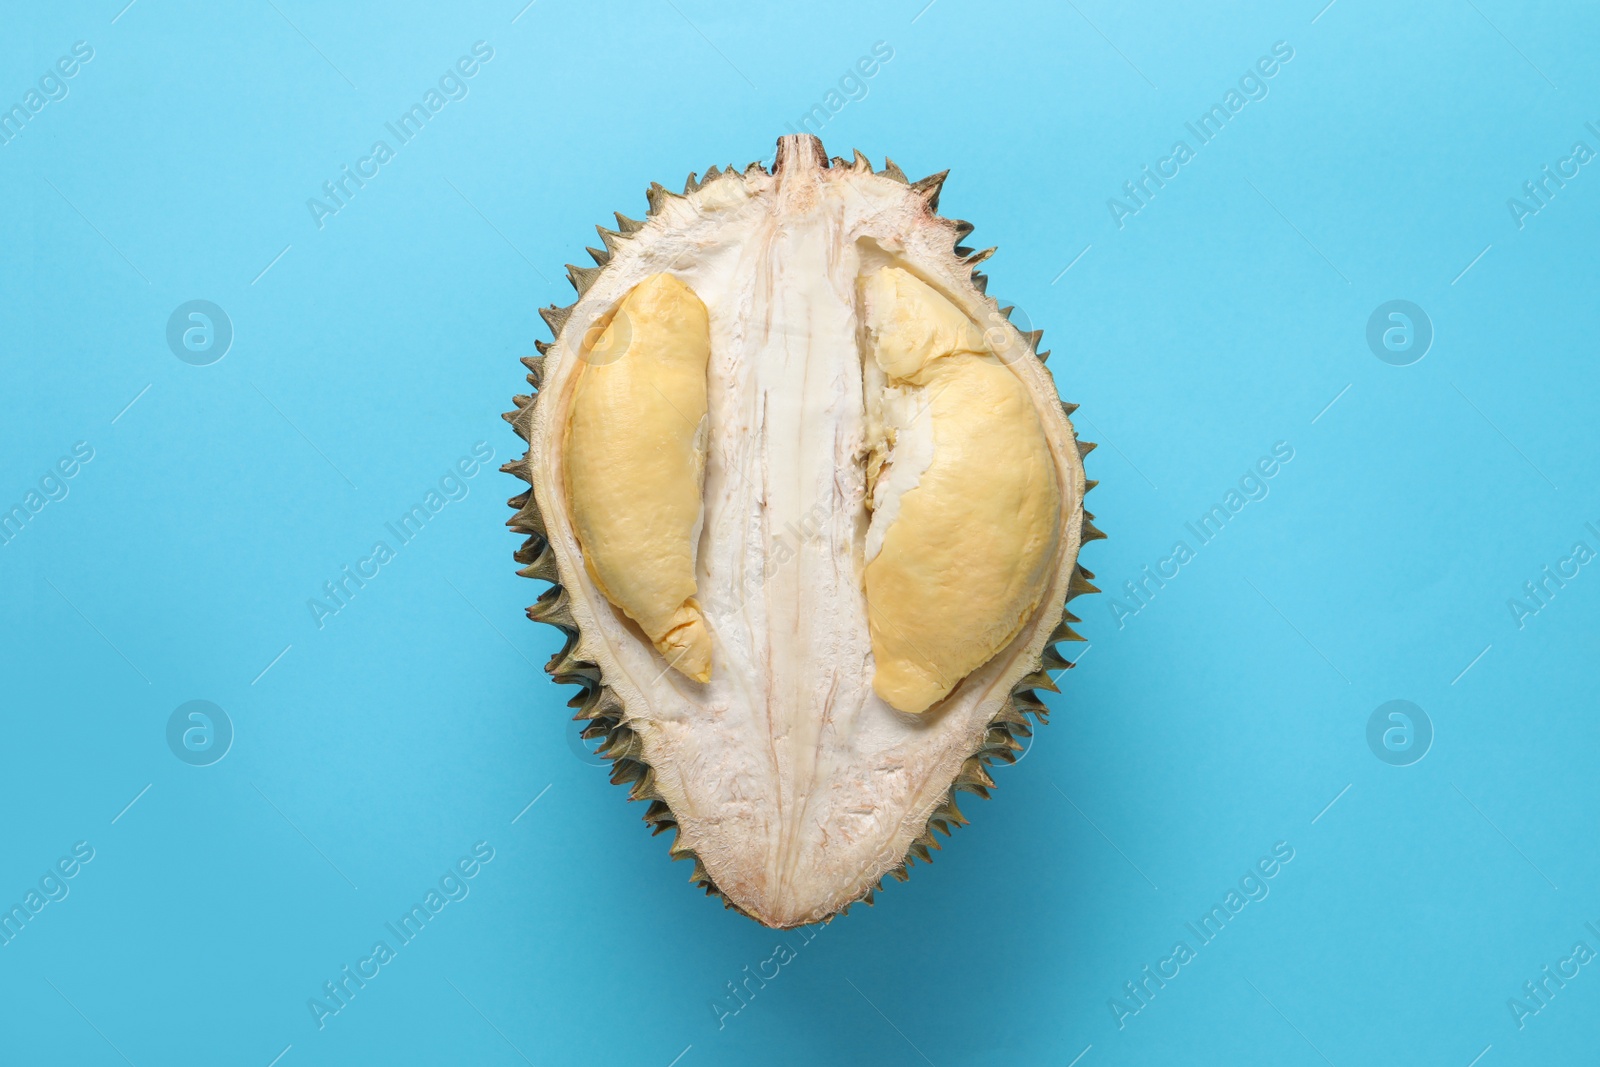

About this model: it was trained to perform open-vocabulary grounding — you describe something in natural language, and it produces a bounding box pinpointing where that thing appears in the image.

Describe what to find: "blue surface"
[3,1,1597,1065]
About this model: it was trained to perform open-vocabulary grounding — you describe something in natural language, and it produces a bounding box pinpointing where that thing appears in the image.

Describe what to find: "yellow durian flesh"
[860,267,1062,714]
[562,272,712,683]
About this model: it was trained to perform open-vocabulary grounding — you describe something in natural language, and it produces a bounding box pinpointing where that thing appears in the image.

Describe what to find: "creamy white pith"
[531,141,1085,927]
[861,380,934,566]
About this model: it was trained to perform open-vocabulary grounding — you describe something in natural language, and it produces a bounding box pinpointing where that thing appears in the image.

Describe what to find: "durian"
[504,134,1099,928]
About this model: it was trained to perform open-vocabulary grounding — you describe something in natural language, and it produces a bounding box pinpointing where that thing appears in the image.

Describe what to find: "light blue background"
[3,1,1597,1064]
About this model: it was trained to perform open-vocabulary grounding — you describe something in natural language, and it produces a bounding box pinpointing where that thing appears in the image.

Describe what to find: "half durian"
[504,134,1101,928]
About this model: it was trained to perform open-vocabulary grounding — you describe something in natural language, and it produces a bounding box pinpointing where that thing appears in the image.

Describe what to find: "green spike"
[566,263,602,295]
[521,354,545,387]
[910,169,948,210]
[539,303,572,336]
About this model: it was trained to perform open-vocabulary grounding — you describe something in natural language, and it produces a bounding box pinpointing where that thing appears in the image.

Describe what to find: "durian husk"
[502,138,1102,924]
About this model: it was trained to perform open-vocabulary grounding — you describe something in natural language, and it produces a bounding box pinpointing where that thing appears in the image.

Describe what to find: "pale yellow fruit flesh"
[563,273,713,683]
[861,268,1062,714]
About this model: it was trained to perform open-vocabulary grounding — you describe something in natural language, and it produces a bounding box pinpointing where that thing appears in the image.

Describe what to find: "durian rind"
[503,137,1103,926]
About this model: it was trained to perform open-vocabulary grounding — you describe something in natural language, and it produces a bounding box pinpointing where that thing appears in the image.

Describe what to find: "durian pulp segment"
[563,272,712,682]
[859,268,1063,714]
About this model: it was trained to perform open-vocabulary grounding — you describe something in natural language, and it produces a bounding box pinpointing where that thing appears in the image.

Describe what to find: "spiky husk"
[503,149,1101,921]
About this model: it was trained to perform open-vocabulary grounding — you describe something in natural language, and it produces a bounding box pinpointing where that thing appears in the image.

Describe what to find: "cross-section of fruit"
[506,134,1101,927]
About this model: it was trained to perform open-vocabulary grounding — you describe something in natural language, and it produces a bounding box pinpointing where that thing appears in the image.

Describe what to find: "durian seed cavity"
[857,267,1063,715]
[562,272,713,683]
